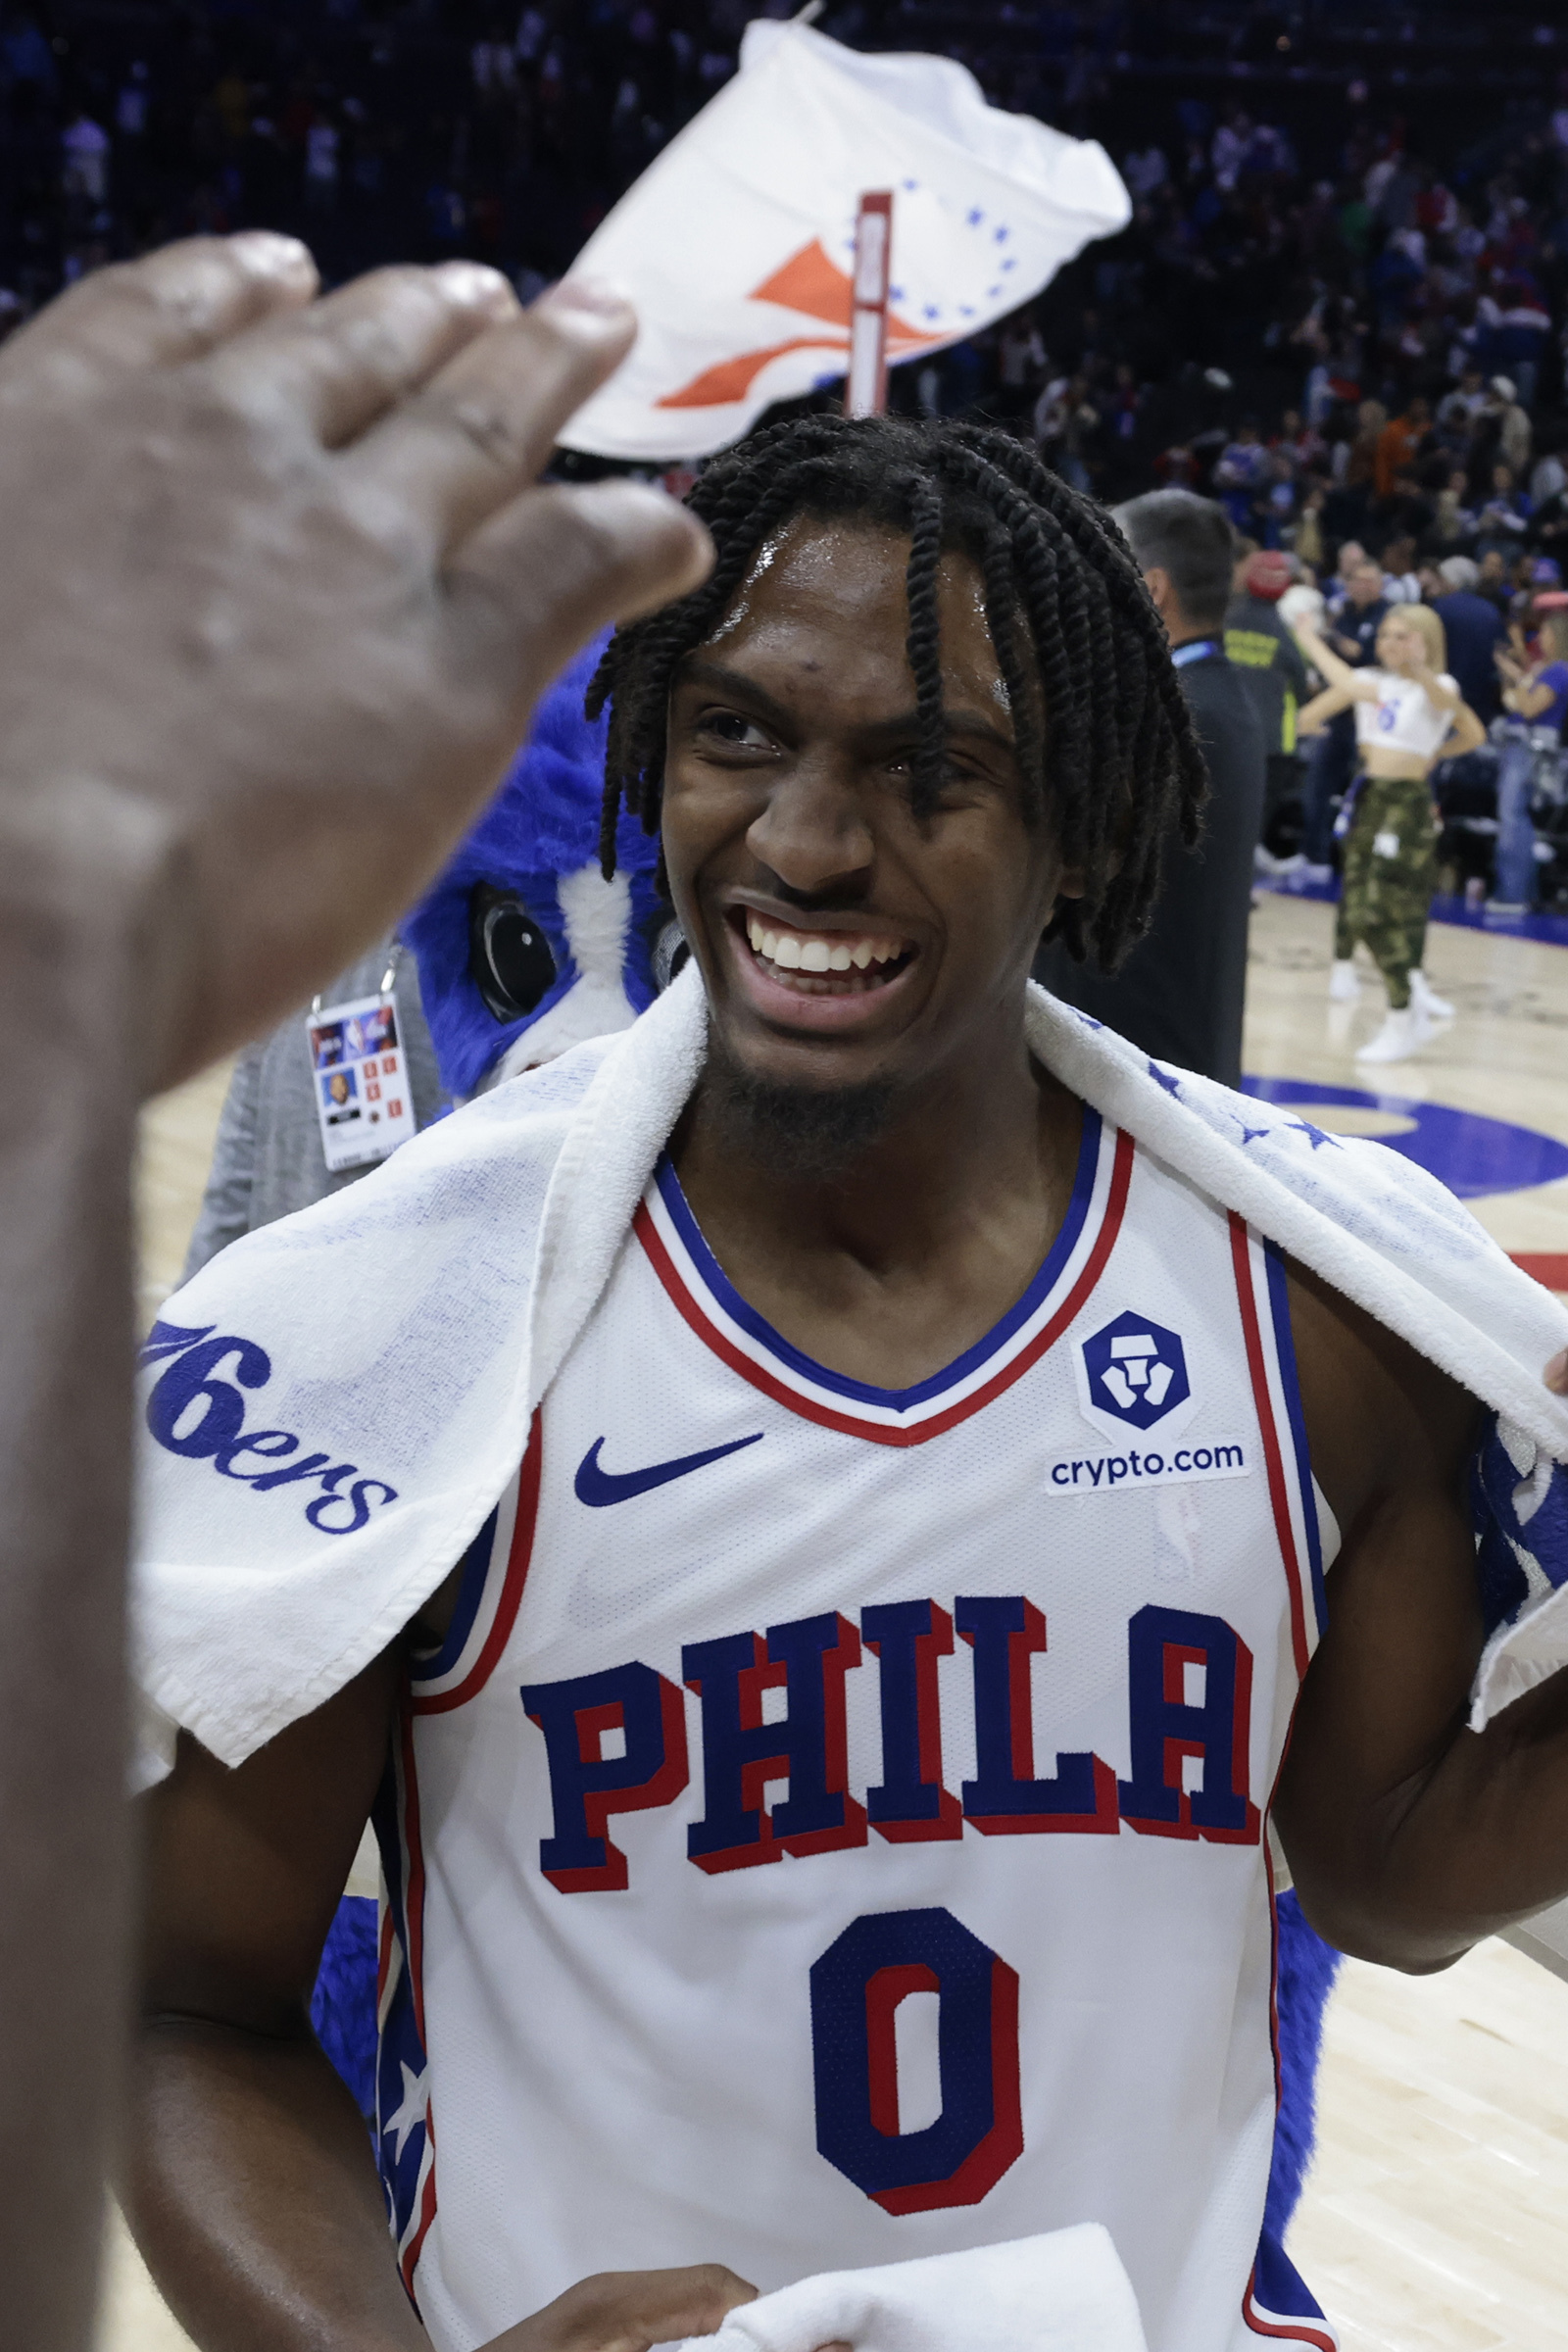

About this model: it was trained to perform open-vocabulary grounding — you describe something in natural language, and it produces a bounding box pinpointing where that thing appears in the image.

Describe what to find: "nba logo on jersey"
[1078,1309,1194,1437]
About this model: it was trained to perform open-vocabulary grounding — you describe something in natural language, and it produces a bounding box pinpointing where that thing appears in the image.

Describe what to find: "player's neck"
[673,1007,1077,1281]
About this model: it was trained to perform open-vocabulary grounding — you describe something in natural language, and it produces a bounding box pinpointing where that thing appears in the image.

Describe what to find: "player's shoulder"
[1283,1254,1483,1532]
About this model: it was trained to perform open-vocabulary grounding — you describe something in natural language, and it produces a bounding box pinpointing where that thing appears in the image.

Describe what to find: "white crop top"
[1353,669,1459,760]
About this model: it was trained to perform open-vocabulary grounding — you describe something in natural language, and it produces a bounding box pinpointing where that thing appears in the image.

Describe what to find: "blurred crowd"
[5,0,1568,911]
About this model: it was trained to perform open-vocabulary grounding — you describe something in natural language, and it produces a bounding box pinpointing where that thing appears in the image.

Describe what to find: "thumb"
[1545,1349,1568,1399]
[446,477,712,710]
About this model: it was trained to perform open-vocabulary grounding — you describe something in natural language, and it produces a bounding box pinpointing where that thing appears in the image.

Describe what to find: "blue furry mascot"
[399,629,677,1102]
[309,629,1343,2243]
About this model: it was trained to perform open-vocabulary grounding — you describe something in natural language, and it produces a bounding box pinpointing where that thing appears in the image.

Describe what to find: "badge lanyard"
[307,947,417,1175]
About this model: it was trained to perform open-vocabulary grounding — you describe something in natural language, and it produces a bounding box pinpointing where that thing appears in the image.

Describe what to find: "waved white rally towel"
[672,2230,1147,2352]
[132,967,1568,1783]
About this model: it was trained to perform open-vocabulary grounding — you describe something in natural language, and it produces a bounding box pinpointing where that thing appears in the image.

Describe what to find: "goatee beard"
[700,1039,903,1180]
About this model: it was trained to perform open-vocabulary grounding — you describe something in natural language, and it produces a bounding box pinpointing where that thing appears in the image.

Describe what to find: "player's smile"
[720,901,920,1032]
[660,514,1081,1097]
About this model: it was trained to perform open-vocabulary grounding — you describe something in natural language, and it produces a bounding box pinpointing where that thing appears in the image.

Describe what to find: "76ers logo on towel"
[1076,1310,1197,1445]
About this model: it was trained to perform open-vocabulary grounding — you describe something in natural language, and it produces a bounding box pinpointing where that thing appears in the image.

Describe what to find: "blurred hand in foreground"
[483,2264,758,2352]
[0,231,710,1093]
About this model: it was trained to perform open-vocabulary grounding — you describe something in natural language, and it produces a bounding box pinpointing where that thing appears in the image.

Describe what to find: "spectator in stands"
[1213,417,1270,531]
[996,315,1047,422]
[1438,367,1489,451]
[1476,463,1533,558]
[1295,480,1328,573]
[1375,396,1431,499]
[1478,548,1514,608]
[1534,469,1568,563]
[1324,539,1370,614]
[1380,536,1423,605]
[1493,605,1568,908]
[1431,468,1477,548]
[1034,370,1098,493]
[1483,376,1534,479]
[1432,555,1509,725]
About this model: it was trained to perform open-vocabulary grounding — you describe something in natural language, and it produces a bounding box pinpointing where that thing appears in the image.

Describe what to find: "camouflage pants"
[1334,773,1438,1011]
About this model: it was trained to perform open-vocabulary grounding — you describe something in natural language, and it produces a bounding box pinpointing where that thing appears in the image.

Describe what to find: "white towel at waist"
[675,2230,1147,2352]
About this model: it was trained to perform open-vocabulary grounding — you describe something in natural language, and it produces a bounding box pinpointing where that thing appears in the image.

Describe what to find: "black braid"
[588,415,1208,970]
[902,471,948,808]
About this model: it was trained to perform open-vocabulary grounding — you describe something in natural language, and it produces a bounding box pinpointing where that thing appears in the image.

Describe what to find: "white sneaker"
[1328,959,1360,1002]
[1411,969,1455,1020]
[1301,862,1335,885]
[1354,1006,1432,1064]
[1271,852,1307,876]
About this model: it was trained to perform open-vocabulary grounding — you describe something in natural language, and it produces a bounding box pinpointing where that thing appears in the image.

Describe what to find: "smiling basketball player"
[129,418,1568,2352]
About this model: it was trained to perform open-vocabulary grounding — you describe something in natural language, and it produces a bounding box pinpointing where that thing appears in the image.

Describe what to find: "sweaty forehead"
[696,514,1008,714]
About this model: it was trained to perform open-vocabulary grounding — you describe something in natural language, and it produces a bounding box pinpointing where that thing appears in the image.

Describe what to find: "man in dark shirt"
[1431,556,1508,724]
[1225,548,1312,838]
[1035,488,1265,1087]
[1298,559,1388,868]
[1325,558,1390,664]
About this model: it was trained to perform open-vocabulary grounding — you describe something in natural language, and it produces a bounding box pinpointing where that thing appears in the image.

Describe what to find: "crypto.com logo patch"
[1075,1308,1197,1446]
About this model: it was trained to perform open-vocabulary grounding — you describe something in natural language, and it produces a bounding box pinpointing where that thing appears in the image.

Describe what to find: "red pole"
[846,190,893,417]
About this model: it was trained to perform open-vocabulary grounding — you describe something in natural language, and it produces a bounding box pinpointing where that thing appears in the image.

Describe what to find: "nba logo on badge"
[1075,1309,1199,1445]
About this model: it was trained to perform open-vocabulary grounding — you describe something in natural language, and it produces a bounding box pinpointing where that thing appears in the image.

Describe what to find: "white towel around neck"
[131,968,1568,1782]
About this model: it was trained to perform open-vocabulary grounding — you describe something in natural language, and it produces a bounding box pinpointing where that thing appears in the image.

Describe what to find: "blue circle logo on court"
[1081,1310,1191,1430]
[1242,1079,1568,1200]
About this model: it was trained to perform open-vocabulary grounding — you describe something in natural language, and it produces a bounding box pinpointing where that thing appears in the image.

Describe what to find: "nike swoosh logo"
[574,1432,764,1507]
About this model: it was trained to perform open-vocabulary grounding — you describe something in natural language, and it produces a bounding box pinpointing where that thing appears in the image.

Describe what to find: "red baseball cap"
[1246,551,1293,602]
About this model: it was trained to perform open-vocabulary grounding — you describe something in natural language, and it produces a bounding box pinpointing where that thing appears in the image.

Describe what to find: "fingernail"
[1548,1349,1568,1395]
[433,259,516,318]
[537,273,633,321]
[228,229,316,282]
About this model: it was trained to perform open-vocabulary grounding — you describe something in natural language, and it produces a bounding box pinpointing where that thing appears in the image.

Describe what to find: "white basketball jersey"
[374,1110,1337,2352]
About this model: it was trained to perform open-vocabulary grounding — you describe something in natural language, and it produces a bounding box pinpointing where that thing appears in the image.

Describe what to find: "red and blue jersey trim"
[408,1414,542,1715]
[635,1110,1133,1446]
[1231,1218,1338,2349]
[1229,1220,1327,1680]
[373,1696,437,2302]
[375,1415,543,2295]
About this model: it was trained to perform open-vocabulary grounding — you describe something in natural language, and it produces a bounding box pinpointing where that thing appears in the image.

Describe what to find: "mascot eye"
[650,918,690,992]
[469,884,558,1022]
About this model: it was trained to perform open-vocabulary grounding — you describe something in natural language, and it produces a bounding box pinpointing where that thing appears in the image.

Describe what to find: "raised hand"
[0,232,710,1094]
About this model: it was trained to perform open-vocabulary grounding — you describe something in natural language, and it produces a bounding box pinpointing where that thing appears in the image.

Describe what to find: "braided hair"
[586,415,1207,968]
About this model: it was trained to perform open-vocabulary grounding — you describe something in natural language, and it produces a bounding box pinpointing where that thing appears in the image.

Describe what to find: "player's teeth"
[745,915,907,974]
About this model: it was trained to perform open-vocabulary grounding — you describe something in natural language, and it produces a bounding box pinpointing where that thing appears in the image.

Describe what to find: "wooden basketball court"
[102,888,1568,2351]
